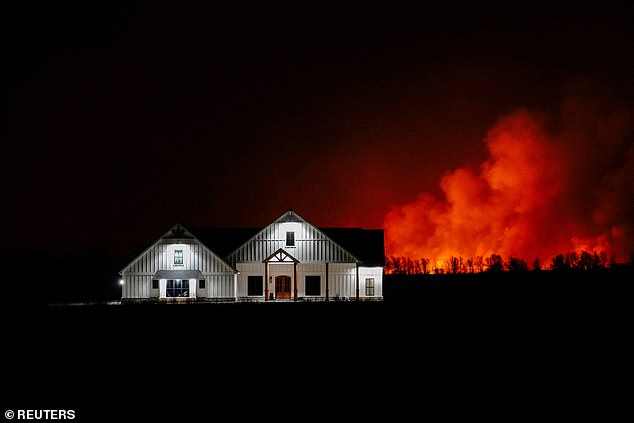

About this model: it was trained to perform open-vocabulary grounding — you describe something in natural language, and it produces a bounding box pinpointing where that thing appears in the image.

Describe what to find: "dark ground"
[4,268,631,420]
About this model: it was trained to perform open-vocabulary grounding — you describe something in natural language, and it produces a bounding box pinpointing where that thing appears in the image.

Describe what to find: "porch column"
[264,262,269,301]
[325,262,329,301]
[234,273,238,301]
[355,263,360,301]
[293,262,298,301]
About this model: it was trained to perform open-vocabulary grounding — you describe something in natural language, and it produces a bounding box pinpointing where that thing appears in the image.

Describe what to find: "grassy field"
[4,269,630,420]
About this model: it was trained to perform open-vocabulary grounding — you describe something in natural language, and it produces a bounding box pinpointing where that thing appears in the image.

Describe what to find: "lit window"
[152,279,159,290]
[248,276,263,296]
[174,250,183,265]
[199,279,206,289]
[166,279,189,297]
[305,276,321,296]
[286,231,295,247]
[365,278,375,296]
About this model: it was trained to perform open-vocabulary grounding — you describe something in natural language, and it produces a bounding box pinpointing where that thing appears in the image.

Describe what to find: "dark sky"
[2,1,633,253]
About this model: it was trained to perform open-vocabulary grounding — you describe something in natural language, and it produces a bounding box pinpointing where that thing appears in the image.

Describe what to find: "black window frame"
[305,275,321,296]
[174,249,184,265]
[166,279,190,297]
[152,279,159,290]
[365,278,375,296]
[198,279,206,289]
[285,231,295,247]
[247,276,263,296]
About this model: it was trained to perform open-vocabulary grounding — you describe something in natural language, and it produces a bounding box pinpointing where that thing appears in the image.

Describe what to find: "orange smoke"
[384,93,634,266]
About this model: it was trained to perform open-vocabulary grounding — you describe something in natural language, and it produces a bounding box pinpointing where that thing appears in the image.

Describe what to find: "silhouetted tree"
[507,257,528,272]
[421,258,430,274]
[532,257,541,271]
[486,254,504,272]
[579,251,599,271]
[551,254,566,271]
[565,252,579,269]
[449,256,460,274]
[467,258,474,273]
[432,258,440,274]
[405,257,414,274]
[475,256,484,273]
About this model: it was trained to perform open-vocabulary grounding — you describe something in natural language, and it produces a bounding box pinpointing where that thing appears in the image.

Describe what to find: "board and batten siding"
[121,238,235,300]
[234,262,382,299]
[227,221,357,266]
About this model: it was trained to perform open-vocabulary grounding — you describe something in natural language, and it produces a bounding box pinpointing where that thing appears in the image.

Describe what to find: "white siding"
[206,275,235,298]
[122,238,235,300]
[236,263,266,298]
[123,240,232,274]
[122,275,152,299]
[297,263,327,298]
[359,267,383,299]
[227,221,357,265]
[330,263,357,298]
[235,262,371,301]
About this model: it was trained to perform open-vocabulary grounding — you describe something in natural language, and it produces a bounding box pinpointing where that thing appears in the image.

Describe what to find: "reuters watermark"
[4,410,75,420]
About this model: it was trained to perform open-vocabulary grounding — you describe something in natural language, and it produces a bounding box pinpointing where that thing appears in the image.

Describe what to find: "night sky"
[2,1,633,258]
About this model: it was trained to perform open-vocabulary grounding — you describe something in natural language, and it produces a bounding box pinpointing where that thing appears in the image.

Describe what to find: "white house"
[120,210,384,302]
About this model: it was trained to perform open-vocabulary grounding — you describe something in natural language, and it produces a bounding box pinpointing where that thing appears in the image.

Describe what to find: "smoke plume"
[384,88,634,265]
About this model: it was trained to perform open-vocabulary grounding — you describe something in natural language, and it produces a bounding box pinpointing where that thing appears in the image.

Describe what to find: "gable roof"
[120,223,236,274]
[189,226,384,266]
[264,248,300,263]
[224,210,359,264]
[122,211,385,272]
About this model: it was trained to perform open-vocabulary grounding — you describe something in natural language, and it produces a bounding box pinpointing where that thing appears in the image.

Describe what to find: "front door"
[275,275,291,300]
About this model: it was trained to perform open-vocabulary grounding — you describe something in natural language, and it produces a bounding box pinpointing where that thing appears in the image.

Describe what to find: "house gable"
[120,223,235,275]
[226,210,358,266]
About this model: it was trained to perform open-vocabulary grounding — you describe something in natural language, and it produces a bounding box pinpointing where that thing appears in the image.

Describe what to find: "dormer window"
[174,249,184,265]
[285,231,295,247]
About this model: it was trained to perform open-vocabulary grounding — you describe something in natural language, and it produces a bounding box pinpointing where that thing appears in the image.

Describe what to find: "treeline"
[385,250,622,274]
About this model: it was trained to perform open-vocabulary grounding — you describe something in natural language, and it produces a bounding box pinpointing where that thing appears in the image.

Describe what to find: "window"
[285,231,295,247]
[166,279,189,297]
[152,279,159,290]
[199,279,206,289]
[305,275,321,296]
[365,278,375,296]
[248,276,263,296]
[174,250,183,265]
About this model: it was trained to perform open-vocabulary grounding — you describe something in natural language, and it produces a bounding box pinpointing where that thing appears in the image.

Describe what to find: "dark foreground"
[4,269,631,421]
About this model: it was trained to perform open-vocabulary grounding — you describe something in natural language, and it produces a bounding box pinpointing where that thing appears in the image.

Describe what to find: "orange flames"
[384,93,634,267]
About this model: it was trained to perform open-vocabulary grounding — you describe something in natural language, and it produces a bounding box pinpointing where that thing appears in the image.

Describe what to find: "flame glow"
[384,94,634,266]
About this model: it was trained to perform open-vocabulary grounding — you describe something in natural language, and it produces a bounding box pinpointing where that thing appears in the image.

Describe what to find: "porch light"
[119,279,124,285]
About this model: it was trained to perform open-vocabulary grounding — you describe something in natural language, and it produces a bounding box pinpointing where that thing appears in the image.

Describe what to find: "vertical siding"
[227,221,357,265]
[122,238,234,300]
[122,275,151,299]
[205,275,234,298]
[232,259,364,300]
[330,263,356,298]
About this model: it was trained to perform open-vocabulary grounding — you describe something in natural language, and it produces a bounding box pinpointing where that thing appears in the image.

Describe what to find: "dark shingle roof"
[188,227,261,259]
[320,228,385,267]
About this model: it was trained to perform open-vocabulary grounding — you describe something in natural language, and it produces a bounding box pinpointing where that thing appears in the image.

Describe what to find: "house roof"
[187,227,261,259]
[122,211,385,272]
[320,227,385,267]
[188,225,385,267]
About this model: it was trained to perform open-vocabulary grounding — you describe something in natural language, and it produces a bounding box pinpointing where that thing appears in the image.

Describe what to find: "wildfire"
[384,92,634,268]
